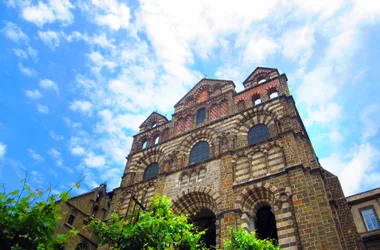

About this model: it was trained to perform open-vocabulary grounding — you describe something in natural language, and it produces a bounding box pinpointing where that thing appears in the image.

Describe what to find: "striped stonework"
[210,104,219,121]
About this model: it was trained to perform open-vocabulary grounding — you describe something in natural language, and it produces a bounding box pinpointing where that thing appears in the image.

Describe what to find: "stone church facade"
[109,67,363,249]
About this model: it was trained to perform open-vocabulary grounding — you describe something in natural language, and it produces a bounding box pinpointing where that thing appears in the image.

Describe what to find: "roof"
[242,67,279,86]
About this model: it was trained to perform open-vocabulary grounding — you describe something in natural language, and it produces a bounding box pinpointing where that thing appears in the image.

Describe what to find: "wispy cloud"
[36,104,49,114]
[24,89,42,100]
[0,142,6,159]
[18,63,36,77]
[69,100,93,115]
[28,149,45,162]
[38,30,61,50]
[49,130,64,142]
[1,21,29,44]
[39,79,59,94]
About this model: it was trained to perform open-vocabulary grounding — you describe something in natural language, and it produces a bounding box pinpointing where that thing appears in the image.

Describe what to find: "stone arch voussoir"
[171,186,221,215]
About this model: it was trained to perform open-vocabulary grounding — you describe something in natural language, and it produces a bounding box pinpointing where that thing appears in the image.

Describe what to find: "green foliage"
[90,194,207,250]
[224,229,279,250]
[0,177,78,250]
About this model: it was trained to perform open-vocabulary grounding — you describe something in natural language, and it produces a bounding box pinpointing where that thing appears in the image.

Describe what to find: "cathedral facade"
[110,67,363,249]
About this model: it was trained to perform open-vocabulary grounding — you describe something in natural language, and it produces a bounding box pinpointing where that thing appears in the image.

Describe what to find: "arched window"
[154,136,159,145]
[252,94,261,106]
[189,141,209,164]
[143,162,159,181]
[248,124,270,145]
[152,122,157,128]
[196,108,206,125]
[142,140,147,149]
[255,206,278,243]
[269,92,279,99]
[75,242,88,250]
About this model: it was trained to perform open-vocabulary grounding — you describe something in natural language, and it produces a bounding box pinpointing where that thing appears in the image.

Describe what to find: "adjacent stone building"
[347,188,380,249]
[107,67,363,249]
[55,184,109,250]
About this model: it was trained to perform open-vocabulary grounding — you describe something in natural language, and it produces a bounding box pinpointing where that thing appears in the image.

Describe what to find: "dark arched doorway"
[255,206,278,243]
[190,208,216,248]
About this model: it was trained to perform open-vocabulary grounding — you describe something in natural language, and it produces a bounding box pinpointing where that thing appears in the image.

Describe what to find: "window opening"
[190,208,216,248]
[362,208,380,231]
[269,92,279,99]
[142,141,147,149]
[189,141,209,164]
[75,242,89,250]
[255,206,278,243]
[248,124,270,145]
[152,122,157,128]
[96,192,101,203]
[92,206,99,217]
[143,162,159,181]
[196,108,206,125]
[258,77,266,84]
[154,136,159,145]
[254,98,262,105]
[67,214,75,225]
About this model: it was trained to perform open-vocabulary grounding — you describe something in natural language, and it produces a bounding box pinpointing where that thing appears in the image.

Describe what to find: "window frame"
[67,214,75,226]
[360,206,380,231]
[189,141,210,164]
[248,124,270,145]
[143,162,160,181]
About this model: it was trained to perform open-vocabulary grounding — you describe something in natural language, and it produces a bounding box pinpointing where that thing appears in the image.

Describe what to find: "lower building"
[347,188,380,250]
[55,184,109,250]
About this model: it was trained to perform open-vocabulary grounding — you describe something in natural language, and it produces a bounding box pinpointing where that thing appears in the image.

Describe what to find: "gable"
[242,67,279,86]
[139,112,168,129]
[174,78,234,109]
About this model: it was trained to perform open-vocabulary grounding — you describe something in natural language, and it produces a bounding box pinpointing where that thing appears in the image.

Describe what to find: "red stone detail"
[184,116,193,131]
[198,90,209,103]
[176,119,184,133]
[220,102,228,117]
[210,105,219,121]
[234,79,281,104]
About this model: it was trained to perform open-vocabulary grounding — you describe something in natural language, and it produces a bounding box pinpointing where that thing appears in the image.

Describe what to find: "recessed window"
[361,208,380,231]
[258,78,266,84]
[196,108,206,125]
[67,214,75,225]
[92,206,99,217]
[248,124,270,145]
[152,123,157,128]
[75,242,88,250]
[189,141,209,164]
[154,136,159,145]
[143,162,159,181]
[142,141,147,149]
[254,98,262,105]
[269,92,279,99]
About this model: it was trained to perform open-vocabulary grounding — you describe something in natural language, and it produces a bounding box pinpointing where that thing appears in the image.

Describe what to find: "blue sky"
[0,0,380,196]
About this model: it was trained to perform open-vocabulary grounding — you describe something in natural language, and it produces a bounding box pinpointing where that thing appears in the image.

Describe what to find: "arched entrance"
[190,208,216,248]
[255,205,278,243]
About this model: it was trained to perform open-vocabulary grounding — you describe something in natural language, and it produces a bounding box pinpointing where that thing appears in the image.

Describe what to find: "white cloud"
[48,148,63,166]
[361,104,380,141]
[18,63,36,77]
[21,0,74,27]
[24,89,42,100]
[69,100,93,114]
[71,146,86,156]
[38,30,61,50]
[27,46,38,60]
[0,142,6,158]
[304,103,342,126]
[13,48,28,59]
[36,104,49,114]
[30,170,44,185]
[49,130,64,141]
[281,24,315,66]
[320,143,380,195]
[84,155,105,168]
[80,0,131,30]
[28,149,45,162]
[1,22,29,44]
[40,79,59,93]
[328,128,344,143]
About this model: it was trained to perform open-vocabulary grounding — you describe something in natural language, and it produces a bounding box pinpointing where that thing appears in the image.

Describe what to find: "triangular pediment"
[139,112,168,129]
[242,67,279,86]
[174,78,234,108]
